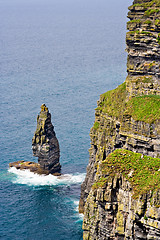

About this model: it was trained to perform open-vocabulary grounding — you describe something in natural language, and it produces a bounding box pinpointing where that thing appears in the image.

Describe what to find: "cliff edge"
[80,0,160,239]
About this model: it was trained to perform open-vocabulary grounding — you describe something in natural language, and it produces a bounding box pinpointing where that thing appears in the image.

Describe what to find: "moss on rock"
[100,149,160,199]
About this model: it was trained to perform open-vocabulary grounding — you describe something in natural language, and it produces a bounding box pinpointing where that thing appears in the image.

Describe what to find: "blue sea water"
[0,0,132,239]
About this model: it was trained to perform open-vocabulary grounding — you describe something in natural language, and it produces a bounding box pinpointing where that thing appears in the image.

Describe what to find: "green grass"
[144,20,152,24]
[93,122,100,130]
[128,30,153,36]
[125,95,160,124]
[144,215,148,220]
[96,149,160,199]
[92,177,108,189]
[129,0,160,9]
[141,31,153,35]
[96,82,160,124]
[144,8,160,17]
[155,19,160,25]
[157,33,160,44]
[96,82,128,118]
[128,19,142,24]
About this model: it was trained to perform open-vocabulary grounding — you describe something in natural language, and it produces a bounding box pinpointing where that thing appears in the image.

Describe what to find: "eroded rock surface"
[32,104,61,173]
[9,104,61,175]
[83,172,160,240]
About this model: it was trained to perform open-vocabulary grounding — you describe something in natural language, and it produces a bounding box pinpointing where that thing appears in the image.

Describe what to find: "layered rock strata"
[82,149,160,240]
[80,0,160,239]
[79,86,160,215]
[126,0,160,97]
[9,104,61,175]
[32,104,61,174]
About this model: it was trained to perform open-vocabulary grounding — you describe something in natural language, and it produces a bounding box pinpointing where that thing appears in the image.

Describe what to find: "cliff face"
[83,175,160,240]
[80,1,160,239]
[83,149,160,240]
[126,0,160,97]
[32,104,61,173]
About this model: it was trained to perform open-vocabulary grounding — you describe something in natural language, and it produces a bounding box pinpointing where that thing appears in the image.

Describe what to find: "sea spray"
[8,167,85,186]
[73,200,84,221]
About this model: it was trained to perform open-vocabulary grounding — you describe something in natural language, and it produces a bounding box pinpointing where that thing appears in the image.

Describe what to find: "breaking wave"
[73,200,84,220]
[8,167,85,186]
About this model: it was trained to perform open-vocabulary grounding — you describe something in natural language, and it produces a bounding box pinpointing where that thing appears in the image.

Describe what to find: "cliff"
[80,0,160,239]
[83,150,160,239]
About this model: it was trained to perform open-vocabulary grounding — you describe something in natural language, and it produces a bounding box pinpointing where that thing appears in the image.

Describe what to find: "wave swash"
[8,167,86,187]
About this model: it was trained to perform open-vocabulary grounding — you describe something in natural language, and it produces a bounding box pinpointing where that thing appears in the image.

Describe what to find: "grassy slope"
[96,82,160,124]
[125,95,160,123]
[93,149,160,200]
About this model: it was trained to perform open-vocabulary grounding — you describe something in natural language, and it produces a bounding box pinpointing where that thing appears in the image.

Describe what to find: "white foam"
[73,200,84,220]
[8,167,85,186]
[73,200,80,211]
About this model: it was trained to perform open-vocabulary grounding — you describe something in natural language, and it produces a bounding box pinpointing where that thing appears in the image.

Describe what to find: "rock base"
[9,161,61,176]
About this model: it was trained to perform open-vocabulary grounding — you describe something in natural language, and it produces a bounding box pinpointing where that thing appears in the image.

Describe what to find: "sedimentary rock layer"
[83,151,160,240]
[126,0,160,97]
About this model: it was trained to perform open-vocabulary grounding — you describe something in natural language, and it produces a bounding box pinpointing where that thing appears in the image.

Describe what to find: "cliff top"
[95,83,160,124]
[130,0,160,9]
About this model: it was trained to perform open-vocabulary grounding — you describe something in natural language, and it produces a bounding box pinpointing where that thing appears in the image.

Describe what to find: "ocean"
[0,0,131,239]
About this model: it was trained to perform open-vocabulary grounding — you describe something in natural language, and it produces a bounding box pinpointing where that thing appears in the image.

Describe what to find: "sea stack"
[32,104,61,174]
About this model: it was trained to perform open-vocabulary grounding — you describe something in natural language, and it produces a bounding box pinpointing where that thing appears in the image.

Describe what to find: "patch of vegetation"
[96,81,160,124]
[96,82,128,118]
[93,122,100,130]
[128,19,142,24]
[128,30,140,35]
[144,215,148,220]
[132,76,153,84]
[92,177,108,189]
[141,31,153,35]
[127,30,153,36]
[144,8,160,17]
[125,95,160,124]
[149,61,156,68]
[100,149,160,199]
[157,33,160,44]
[155,19,160,25]
[129,0,160,9]
[144,20,152,24]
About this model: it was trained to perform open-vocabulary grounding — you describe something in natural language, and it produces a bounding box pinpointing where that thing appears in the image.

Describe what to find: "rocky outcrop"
[9,104,61,175]
[9,160,60,175]
[32,104,61,174]
[80,0,160,239]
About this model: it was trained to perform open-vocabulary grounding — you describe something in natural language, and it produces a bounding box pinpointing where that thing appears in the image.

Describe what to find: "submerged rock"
[32,104,61,174]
